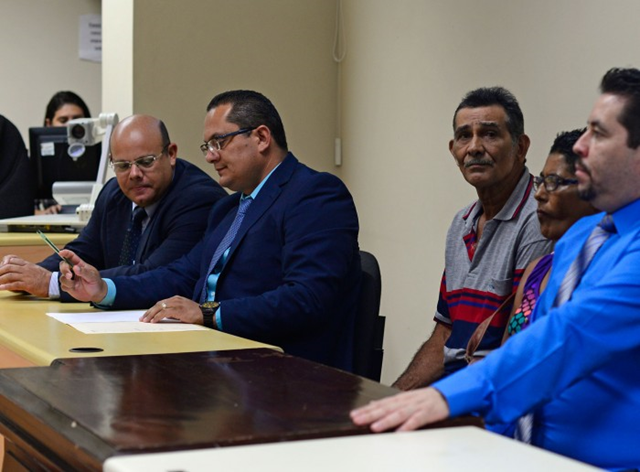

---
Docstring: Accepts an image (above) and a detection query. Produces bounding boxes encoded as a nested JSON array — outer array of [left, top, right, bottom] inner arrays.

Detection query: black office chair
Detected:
[[352, 250, 385, 381]]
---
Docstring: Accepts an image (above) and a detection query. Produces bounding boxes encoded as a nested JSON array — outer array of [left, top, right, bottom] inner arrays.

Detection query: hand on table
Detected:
[[350, 387, 450, 432], [0, 255, 52, 297], [34, 204, 63, 215], [140, 296, 204, 325]]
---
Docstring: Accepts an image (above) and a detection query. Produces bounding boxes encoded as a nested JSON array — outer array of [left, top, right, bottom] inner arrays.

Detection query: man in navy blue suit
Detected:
[[59, 91, 361, 370], [0, 115, 34, 219], [0, 115, 226, 301]]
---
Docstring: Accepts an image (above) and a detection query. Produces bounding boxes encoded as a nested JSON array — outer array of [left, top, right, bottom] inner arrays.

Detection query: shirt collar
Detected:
[[242, 162, 282, 201], [462, 167, 533, 223], [131, 201, 157, 219], [610, 197, 640, 235]]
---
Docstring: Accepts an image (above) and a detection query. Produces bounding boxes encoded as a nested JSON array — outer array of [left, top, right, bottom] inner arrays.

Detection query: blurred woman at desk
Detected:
[[37, 91, 92, 214], [44, 91, 91, 127]]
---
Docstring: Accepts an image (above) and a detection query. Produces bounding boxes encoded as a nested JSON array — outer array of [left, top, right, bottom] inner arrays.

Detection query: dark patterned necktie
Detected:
[[199, 197, 253, 303], [515, 213, 616, 444], [118, 206, 147, 266]]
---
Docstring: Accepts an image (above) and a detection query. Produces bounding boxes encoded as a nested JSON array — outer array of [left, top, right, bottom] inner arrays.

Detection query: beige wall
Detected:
[[340, 0, 640, 383], [0, 0, 102, 146], [102, 0, 133, 118], [6, 0, 640, 385], [104, 0, 339, 176]]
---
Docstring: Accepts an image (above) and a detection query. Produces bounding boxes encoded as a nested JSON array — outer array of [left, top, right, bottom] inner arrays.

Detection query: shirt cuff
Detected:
[[48, 272, 60, 299], [432, 362, 491, 418], [92, 278, 117, 309], [216, 305, 223, 331]]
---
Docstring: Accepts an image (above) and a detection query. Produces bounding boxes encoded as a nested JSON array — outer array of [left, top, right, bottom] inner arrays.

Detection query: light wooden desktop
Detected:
[[0, 293, 280, 470], [104, 426, 601, 472], [0, 291, 279, 369], [0, 232, 78, 264]]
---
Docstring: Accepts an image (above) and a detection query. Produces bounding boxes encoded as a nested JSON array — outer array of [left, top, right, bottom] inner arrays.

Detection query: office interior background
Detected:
[[1, 0, 638, 384]]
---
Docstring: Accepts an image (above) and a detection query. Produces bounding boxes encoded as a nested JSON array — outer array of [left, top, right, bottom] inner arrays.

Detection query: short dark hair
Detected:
[[600, 67, 640, 149], [453, 86, 524, 142], [207, 90, 288, 151], [158, 119, 170, 148], [549, 128, 586, 174], [44, 91, 91, 126]]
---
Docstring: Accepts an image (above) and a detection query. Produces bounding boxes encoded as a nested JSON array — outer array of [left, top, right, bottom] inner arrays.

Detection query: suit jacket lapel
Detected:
[[108, 197, 131, 267], [224, 154, 297, 267]]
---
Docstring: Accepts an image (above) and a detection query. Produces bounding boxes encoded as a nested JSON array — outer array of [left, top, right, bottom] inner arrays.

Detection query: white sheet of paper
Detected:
[[71, 322, 206, 334], [46, 311, 207, 334], [47, 310, 147, 323]]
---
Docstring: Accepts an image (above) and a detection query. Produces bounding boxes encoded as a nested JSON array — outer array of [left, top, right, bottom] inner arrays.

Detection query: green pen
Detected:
[[36, 230, 75, 276]]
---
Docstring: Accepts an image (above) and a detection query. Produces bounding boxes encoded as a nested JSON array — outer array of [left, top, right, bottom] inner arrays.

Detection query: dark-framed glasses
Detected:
[[200, 127, 255, 156], [533, 174, 578, 192], [110, 144, 169, 173]]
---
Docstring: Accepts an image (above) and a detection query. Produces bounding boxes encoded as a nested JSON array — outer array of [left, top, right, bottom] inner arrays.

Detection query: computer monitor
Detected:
[[28, 126, 102, 202]]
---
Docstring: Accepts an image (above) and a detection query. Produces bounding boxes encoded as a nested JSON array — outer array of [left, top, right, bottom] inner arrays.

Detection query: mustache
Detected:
[[576, 158, 591, 175], [464, 158, 494, 168]]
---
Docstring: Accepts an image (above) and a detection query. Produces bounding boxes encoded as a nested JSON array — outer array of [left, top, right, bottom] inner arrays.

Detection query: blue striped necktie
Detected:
[[515, 213, 616, 444], [199, 197, 253, 303], [554, 214, 616, 307]]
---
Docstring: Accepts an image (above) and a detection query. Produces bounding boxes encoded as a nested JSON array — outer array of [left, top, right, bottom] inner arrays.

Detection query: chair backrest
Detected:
[[352, 250, 385, 381]]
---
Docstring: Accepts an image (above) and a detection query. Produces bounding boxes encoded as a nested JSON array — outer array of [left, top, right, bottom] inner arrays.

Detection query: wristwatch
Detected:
[[199, 301, 220, 329]]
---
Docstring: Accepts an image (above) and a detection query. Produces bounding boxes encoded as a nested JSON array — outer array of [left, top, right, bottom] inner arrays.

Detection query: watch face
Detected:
[[201, 301, 219, 310]]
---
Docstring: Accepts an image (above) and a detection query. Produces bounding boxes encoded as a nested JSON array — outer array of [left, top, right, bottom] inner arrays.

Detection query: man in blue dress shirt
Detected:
[[352, 67, 640, 471]]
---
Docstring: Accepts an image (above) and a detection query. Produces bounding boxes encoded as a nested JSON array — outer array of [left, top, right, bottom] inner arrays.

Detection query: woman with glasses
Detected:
[[504, 128, 597, 339]]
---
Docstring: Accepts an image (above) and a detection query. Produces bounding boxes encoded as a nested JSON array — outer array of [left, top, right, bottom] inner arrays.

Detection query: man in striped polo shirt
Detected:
[[394, 87, 552, 390]]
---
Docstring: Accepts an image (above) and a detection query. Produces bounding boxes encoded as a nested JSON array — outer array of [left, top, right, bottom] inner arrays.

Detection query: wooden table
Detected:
[[104, 426, 600, 472], [0, 232, 78, 263], [0, 294, 280, 470], [0, 292, 277, 368], [0, 349, 439, 471]]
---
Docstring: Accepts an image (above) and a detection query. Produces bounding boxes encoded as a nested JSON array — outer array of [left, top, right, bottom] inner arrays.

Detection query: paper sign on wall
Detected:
[[79, 14, 102, 63]]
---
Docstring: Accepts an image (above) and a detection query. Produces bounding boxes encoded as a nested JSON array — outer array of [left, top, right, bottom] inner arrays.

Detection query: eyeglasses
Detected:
[[200, 128, 255, 156], [533, 174, 578, 192], [110, 144, 169, 173]]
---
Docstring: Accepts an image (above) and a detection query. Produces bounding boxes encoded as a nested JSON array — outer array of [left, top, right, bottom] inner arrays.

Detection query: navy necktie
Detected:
[[515, 214, 616, 444], [199, 197, 253, 303], [119, 206, 147, 266]]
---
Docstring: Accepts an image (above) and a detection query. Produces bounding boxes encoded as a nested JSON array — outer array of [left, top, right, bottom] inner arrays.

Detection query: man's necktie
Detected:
[[118, 206, 147, 266], [515, 213, 616, 443], [553, 213, 616, 307], [199, 197, 253, 303]]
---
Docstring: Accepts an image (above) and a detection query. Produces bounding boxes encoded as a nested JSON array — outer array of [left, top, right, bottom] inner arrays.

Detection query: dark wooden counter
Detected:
[[0, 349, 481, 471]]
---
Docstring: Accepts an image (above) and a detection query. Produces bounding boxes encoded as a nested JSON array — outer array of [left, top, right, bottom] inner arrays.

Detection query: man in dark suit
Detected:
[[58, 91, 361, 371], [0, 115, 226, 301], [0, 115, 34, 219]]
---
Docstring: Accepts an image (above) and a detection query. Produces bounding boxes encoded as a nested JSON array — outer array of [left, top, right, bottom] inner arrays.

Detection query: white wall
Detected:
[[102, 0, 133, 118], [101, 0, 339, 176], [0, 0, 101, 146], [340, 0, 640, 383]]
